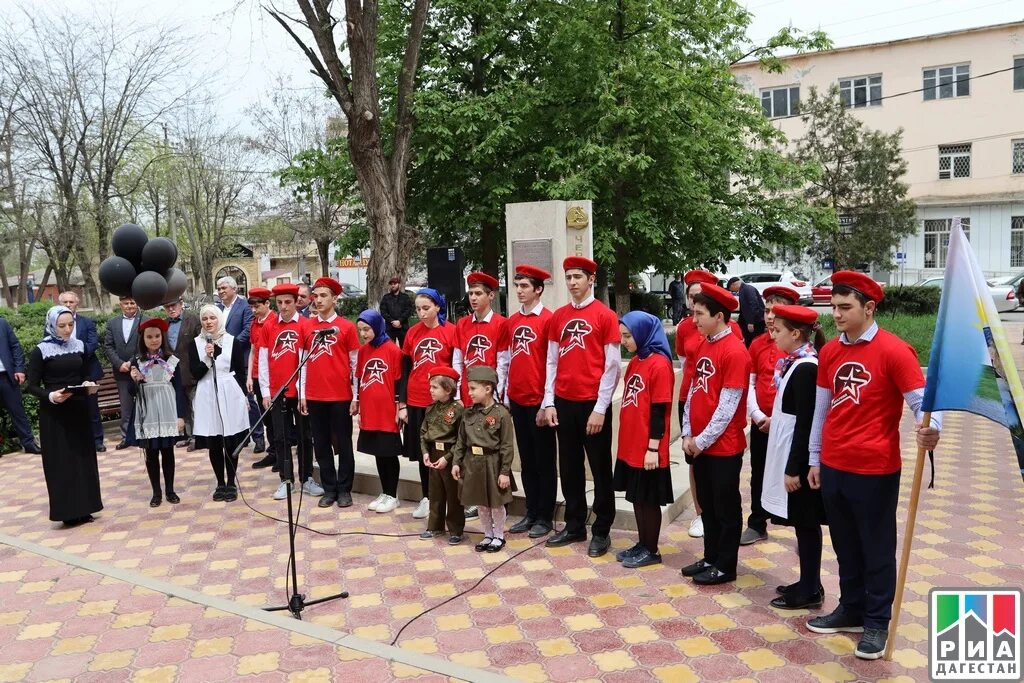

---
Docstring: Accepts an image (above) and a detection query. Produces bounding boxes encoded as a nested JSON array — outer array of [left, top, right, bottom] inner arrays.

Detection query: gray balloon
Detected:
[[131, 270, 168, 310], [163, 267, 188, 303]]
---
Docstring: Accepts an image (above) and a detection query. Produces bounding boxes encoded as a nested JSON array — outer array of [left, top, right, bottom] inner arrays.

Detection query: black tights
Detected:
[[145, 446, 175, 495], [634, 502, 662, 554], [795, 525, 823, 594], [376, 456, 400, 497], [418, 460, 430, 499], [208, 438, 239, 488]]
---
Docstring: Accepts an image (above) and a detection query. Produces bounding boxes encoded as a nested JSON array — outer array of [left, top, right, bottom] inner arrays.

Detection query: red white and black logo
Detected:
[[832, 362, 872, 408], [694, 357, 716, 393], [307, 331, 336, 362], [622, 373, 645, 408], [511, 325, 536, 358], [414, 338, 443, 369], [559, 318, 592, 356], [362, 358, 389, 388], [272, 329, 299, 360], [465, 334, 492, 365]]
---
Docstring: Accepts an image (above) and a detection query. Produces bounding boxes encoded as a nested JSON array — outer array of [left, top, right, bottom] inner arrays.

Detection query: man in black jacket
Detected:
[[728, 276, 765, 347], [379, 277, 413, 346], [0, 315, 41, 454], [59, 291, 105, 451]]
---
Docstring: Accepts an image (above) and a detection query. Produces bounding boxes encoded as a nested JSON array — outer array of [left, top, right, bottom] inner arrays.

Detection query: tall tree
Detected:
[[792, 86, 916, 271]]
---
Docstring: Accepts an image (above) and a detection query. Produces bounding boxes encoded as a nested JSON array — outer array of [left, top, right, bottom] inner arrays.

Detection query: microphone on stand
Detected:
[[313, 326, 339, 337]]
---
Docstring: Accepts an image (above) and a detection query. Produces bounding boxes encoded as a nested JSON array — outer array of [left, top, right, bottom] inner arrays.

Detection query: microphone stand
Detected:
[[230, 328, 348, 620]]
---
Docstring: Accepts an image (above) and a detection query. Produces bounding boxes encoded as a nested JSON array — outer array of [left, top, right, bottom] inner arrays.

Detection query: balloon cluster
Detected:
[[98, 224, 188, 310]]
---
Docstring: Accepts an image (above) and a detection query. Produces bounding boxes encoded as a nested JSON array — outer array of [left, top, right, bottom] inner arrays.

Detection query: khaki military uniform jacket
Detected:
[[451, 401, 517, 507], [420, 400, 463, 463]]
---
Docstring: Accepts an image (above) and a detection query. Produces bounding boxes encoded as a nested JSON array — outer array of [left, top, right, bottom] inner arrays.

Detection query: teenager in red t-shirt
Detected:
[[355, 310, 407, 514], [453, 272, 509, 401], [298, 277, 360, 508], [541, 256, 621, 558], [613, 311, 674, 569], [680, 283, 750, 585], [505, 264, 557, 538], [258, 284, 317, 500], [804, 272, 940, 660], [246, 288, 274, 467], [402, 288, 458, 518], [741, 285, 799, 547]]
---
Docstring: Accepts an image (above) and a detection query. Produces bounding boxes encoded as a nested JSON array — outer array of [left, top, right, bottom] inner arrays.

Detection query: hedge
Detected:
[[875, 286, 940, 316]]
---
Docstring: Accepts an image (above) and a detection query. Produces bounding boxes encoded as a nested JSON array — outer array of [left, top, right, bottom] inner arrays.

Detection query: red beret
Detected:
[[312, 277, 343, 296], [514, 264, 551, 282], [831, 270, 884, 303], [467, 271, 499, 291], [772, 304, 818, 326], [272, 283, 300, 297], [563, 256, 597, 274], [139, 318, 169, 334], [684, 269, 718, 286], [763, 286, 800, 304], [429, 366, 460, 381], [697, 283, 738, 313], [248, 287, 272, 300]]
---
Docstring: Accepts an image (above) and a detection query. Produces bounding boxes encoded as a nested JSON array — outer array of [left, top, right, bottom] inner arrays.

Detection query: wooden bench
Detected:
[[97, 368, 121, 419]]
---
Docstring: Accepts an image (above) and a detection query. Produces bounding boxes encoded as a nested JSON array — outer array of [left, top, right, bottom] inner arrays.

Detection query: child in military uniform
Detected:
[[451, 365, 517, 553], [419, 366, 466, 544]]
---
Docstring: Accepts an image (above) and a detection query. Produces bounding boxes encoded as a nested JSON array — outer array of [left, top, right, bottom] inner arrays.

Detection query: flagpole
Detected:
[[884, 410, 931, 661]]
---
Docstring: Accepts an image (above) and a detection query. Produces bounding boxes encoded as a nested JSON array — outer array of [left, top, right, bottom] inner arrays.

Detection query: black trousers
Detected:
[[747, 427, 769, 533], [693, 452, 743, 574], [741, 321, 766, 348], [821, 464, 901, 630], [115, 377, 134, 440], [251, 383, 273, 449], [387, 327, 407, 348], [510, 399, 557, 525], [307, 400, 354, 496], [247, 389, 264, 440], [554, 397, 614, 537], [271, 396, 312, 483], [87, 394, 104, 448], [0, 373, 35, 447]]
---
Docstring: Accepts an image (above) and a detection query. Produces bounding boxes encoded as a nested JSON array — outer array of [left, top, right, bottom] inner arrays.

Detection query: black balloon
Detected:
[[164, 267, 188, 302], [141, 237, 177, 273], [131, 270, 168, 310], [98, 256, 137, 297], [111, 224, 149, 268]]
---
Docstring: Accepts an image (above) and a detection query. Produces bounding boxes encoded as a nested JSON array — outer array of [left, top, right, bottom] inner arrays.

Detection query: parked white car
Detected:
[[914, 276, 1018, 313], [720, 271, 815, 306]]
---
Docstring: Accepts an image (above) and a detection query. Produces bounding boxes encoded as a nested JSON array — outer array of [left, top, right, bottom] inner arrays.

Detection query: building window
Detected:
[[1012, 217, 1024, 268], [1014, 139, 1024, 174], [760, 86, 800, 118], [923, 64, 970, 100], [1015, 57, 1024, 91], [839, 75, 882, 108], [938, 144, 971, 179], [924, 218, 970, 269]]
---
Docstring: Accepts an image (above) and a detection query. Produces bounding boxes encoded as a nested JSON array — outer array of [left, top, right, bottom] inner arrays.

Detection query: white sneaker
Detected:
[[273, 482, 289, 500], [688, 516, 704, 538], [302, 478, 324, 496], [376, 495, 399, 513], [368, 493, 387, 511], [412, 497, 430, 519]]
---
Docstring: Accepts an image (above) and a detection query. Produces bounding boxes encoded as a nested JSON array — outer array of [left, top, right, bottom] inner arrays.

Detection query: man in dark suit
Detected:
[[216, 276, 259, 446], [58, 291, 106, 452], [0, 315, 41, 454], [379, 276, 413, 347], [103, 296, 145, 449], [727, 276, 766, 347], [163, 297, 201, 446], [296, 283, 312, 318]]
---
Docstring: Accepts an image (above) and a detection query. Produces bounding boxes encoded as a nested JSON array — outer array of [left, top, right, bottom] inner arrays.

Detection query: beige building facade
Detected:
[[731, 21, 1024, 281]]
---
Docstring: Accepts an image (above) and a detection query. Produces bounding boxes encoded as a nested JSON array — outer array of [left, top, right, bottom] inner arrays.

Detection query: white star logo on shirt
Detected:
[[559, 318, 592, 356], [622, 374, 645, 408], [694, 357, 716, 393], [362, 358, 389, 388]]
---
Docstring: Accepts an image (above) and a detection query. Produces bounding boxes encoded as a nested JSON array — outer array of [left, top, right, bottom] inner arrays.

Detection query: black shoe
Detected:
[[509, 517, 535, 534], [616, 542, 644, 563], [318, 493, 338, 508], [223, 486, 237, 502], [806, 605, 864, 634], [23, 442, 42, 454], [680, 559, 712, 577], [739, 527, 768, 545], [770, 590, 824, 610], [623, 548, 662, 569], [420, 530, 444, 539], [337, 492, 353, 508], [693, 567, 736, 585], [271, 464, 280, 473], [777, 582, 824, 596], [212, 486, 227, 502], [149, 494, 162, 507], [486, 538, 506, 553], [448, 534, 463, 545], [95, 444, 107, 453], [587, 535, 611, 558], [528, 522, 552, 538], [253, 437, 266, 454], [165, 492, 180, 504], [475, 537, 494, 552], [465, 506, 479, 519], [115, 441, 129, 450], [855, 627, 888, 660], [545, 528, 586, 547], [252, 454, 275, 469]]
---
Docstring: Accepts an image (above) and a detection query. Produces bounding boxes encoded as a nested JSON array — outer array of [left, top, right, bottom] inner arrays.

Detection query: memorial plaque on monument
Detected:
[[510, 239, 554, 283]]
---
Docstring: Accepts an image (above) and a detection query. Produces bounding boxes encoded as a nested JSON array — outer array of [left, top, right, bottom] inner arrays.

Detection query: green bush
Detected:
[[875, 286, 940, 316], [820, 312, 936, 365], [628, 292, 671, 318], [336, 295, 369, 318]]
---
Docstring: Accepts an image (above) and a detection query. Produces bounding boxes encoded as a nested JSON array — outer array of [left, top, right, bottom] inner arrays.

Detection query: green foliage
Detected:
[[818, 312, 936, 365], [875, 286, 941, 316], [621, 292, 669, 318], [336, 296, 370, 318]]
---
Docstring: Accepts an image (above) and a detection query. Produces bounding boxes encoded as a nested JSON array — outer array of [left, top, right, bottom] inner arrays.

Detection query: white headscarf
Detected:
[[198, 304, 226, 343], [38, 306, 84, 359]]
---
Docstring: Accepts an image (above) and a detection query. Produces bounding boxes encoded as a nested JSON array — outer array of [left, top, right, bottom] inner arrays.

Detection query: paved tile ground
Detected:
[[2, 328, 1023, 682]]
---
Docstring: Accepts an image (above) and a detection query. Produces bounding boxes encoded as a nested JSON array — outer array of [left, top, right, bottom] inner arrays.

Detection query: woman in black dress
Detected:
[[24, 305, 103, 526]]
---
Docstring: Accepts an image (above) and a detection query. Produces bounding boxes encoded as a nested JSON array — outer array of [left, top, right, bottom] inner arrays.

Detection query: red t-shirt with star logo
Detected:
[[748, 332, 781, 416], [357, 340, 404, 433], [455, 312, 508, 399], [506, 306, 552, 406], [302, 316, 360, 402], [817, 328, 924, 474], [548, 299, 621, 402], [260, 315, 311, 397], [676, 317, 743, 403], [688, 332, 750, 456], [403, 321, 458, 408], [617, 353, 674, 468]]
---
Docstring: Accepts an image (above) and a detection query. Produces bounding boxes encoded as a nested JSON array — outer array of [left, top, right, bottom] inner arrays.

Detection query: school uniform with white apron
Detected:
[[192, 334, 249, 438]]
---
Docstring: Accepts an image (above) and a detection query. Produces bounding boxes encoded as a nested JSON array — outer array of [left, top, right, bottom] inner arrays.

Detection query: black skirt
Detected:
[[613, 460, 674, 506], [194, 431, 247, 452], [137, 435, 178, 450], [768, 473, 826, 528], [358, 430, 403, 458], [401, 406, 426, 461]]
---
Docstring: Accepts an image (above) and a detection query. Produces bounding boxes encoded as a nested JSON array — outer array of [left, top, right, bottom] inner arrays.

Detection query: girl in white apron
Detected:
[[189, 305, 250, 502], [761, 304, 827, 610]]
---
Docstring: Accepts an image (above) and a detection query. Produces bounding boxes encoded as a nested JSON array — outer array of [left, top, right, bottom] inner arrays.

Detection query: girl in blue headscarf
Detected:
[[354, 309, 408, 513], [612, 311, 675, 568]]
